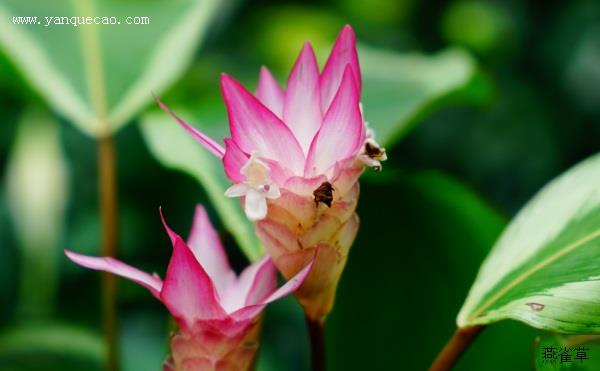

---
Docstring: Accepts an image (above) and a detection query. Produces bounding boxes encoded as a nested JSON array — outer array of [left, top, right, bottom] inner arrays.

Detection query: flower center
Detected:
[[242, 155, 271, 188]]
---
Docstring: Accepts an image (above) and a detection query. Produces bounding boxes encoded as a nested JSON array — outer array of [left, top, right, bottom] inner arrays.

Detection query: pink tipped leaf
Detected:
[[283, 43, 323, 153], [320, 25, 361, 111], [159, 209, 227, 326], [160, 234, 227, 328], [187, 205, 236, 296], [159, 207, 180, 246], [222, 138, 249, 183], [154, 96, 225, 158], [65, 250, 162, 299], [256, 66, 285, 118], [305, 65, 364, 176], [219, 256, 276, 313], [220, 74, 305, 175], [230, 258, 315, 321], [243, 257, 278, 306]]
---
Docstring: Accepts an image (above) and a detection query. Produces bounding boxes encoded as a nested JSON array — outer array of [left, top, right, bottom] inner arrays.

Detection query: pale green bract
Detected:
[[0, 0, 220, 137], [140, 111, 263, 261], [458, 153, 600, 333]]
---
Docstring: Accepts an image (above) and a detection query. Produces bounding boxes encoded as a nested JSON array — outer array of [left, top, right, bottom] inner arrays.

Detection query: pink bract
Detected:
[[66, 205, 313, 370]]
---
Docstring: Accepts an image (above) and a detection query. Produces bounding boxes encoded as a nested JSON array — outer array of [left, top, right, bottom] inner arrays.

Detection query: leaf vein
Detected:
[[470, 228, 600, 320]]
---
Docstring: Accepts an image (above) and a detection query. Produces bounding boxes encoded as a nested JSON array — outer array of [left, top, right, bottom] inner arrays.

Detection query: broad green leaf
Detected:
[[534, 334, 600, 370], [0, 0, 220, 137], [139, 110, 263, 261], [6, 109, 68, 319], [0, 323, 103, 371], [458, 153, 600, 333], [359, 45, 490, 146]]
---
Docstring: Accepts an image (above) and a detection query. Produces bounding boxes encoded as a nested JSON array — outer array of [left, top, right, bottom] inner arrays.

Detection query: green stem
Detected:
[[305, 316, 326, 371], [429, 326, 484, 371], [98, 135, 119, 371]]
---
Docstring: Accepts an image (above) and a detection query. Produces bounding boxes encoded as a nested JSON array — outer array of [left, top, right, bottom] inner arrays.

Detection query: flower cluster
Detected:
[[66, 206, 312, 370], [160, 25, 386, 322]]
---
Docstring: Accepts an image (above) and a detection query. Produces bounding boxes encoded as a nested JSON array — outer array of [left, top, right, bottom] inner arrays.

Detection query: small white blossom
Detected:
[[225, 152, 280, 221]]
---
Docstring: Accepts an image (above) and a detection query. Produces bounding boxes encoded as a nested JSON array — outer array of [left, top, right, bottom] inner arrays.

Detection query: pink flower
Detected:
[[65, 205, 313, 371], [158, 25, 386, 322]]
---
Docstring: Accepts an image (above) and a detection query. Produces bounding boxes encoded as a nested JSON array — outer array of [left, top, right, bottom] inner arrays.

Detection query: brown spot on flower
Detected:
[[365, 141, 386, 160], [526, 302, 545, 311], [313, 182, 334, 208]]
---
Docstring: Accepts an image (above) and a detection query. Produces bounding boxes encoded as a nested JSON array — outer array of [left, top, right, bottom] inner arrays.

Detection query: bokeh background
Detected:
[[0, 0, 599, 370]]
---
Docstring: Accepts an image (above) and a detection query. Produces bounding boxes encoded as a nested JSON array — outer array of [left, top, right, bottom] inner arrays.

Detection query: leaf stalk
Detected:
[[429, 325, 484, 371]]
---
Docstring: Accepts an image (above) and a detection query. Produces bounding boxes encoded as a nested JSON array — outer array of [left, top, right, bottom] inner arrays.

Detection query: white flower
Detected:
[[225, 152, 280, 221]]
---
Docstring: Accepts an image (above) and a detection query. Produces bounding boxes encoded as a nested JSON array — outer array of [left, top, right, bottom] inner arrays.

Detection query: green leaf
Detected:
[[458, 153, 600, 333], [0, 322, 103, 371], [534, 333, 600, 370], [359, 45, 490, 146], [139, 110, 263, 261], [0, 0, 220, 137]]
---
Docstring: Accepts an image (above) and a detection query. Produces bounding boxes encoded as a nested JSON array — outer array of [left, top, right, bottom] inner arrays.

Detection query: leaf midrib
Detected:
[[73, 0, 109, 134], [468, 228, 600, 321]]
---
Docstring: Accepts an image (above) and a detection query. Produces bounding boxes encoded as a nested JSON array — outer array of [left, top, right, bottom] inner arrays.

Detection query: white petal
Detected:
[[225, 183, 250, 198], [245, 189, 268, 221]]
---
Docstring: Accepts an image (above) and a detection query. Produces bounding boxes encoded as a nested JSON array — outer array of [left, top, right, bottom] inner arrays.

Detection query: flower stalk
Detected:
[[98, 135, 119, 371], [305, 316, 326, 371]]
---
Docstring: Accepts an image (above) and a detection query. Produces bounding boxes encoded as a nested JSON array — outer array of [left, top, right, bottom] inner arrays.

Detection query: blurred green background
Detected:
[[0, 0, 599, 370]]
